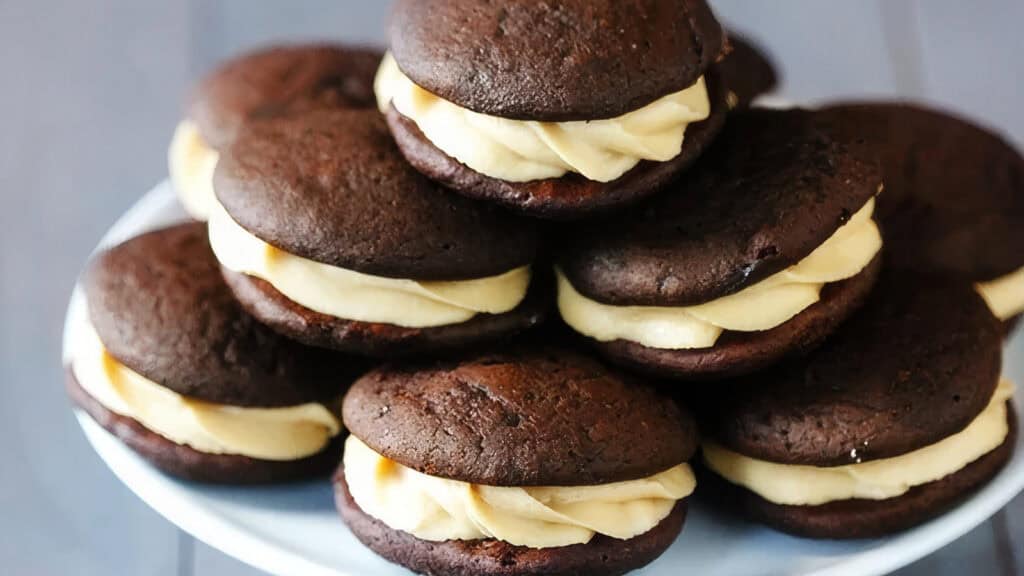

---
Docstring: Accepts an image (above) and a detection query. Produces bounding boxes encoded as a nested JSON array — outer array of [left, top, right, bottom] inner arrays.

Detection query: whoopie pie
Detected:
[[556, 108, 883, 379], [700, 270, 1015, 539], [819, 102, 1024, 333], [336, 347, 699, 576], [67, 223, 361, 483], [374, 0, 730, 218], [169, 43, 382, 221], [208, 108, 545, 358]]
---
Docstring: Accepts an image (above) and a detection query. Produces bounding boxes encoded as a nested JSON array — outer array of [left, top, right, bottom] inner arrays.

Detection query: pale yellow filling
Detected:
[[343, 436, 695, 549], [557, 198, 882, 350], [207, 198, 531, 329], [71, 319, 342, 461], [374, 53, 711, 183], [168, 120, 219, 221], [703, 379, 1015, 506], [976, 266, 1024, 321]]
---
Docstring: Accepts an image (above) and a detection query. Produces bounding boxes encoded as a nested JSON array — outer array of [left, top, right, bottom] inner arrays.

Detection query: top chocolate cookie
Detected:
[[389, 0, 725, 120], [189, 44, 382, 150], [343, 347, 697, 486], [214, 109, 540, 280], [818, 103, 1024, 282], [558, 108, 881, 305], [702, 270, 1004, 466], [82, 223, 359, 407]]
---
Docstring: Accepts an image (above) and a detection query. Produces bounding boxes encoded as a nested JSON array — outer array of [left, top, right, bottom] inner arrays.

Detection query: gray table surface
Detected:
[[1, 1, 1021, 575]]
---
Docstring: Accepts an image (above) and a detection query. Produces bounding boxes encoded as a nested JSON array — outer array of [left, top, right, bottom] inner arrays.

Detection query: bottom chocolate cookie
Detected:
[[593, 255, 881, 380], [703, 408, 1017, 539], [334, 473, 686, 576], [222, 268, 547, 358], [67, 370, 342, 484]]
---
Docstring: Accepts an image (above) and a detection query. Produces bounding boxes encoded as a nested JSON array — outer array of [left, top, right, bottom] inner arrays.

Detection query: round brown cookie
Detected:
[[221, 268, 547, 358], [215, 108, 539, 279], [334, 472, 687, 576], [703, 270, 1004, 466], [188, 43, 382, 150], [389, 0, 725, 121], [66, 370, 343, 484], [817, 102, 1024, 283], [343, 348, 697, 486], [385, 70, 728, 219], [702, 409, 1016, 539], [719, 32, 778, 108], [82, 223, 361, 407], [592, 254, 881, 380], [558, 108, 881, 306]]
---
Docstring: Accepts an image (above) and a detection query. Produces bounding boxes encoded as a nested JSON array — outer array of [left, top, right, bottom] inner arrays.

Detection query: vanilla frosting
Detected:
[[704, 379, 1015, 506], [168, 120, 220, 221], [208, 199, 531, 328], [71, 319, 341, 461], [558, 198, 882, 350], [374, 53, 711, 183], [976, 266, 1024, 321], [343, 436, 694, 548]]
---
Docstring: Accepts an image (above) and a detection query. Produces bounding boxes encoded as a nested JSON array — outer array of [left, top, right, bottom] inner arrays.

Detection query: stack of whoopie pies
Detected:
[[66, 1, 1023, 575]]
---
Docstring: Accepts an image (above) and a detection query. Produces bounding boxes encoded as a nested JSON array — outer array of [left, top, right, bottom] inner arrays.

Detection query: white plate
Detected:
[[66, 181, 1024, 576]]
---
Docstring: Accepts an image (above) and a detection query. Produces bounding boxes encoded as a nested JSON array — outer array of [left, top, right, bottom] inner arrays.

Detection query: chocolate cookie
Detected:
[[561, 109, 879, 305], [719, 32, 779, 108], [384, 73, 728, 219], [336, 347, 698, 575], [215, 109, 537, 279], [71, 223, 359, 483], [343, 348, 696, 486], [555, 108, 882, 378], [704, 271, 1003, 463], [211, 109, 544, 357], [818, 103, 1024, 328], [189, 43, 381, 150], [335, 473, 688, 576], [389, 0, 725, 121], [699, 271, 1012, 538], [82, 223, 357, 406]]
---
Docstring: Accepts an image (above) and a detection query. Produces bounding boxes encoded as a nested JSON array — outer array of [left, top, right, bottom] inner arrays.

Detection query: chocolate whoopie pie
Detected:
[[68, 223, 361, 483], [208, 108, 544, 358], [819, 103, 1024, 332], [374, 0, 730, 218], [335, 348, 699, 576], [168, 43, 382, 221], [719, 32, 779, 108], [556, 108, 883, 380], [699, 271, 1016, 539]]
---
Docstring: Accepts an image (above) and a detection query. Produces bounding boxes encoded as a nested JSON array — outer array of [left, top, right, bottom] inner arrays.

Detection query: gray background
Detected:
[[0, 1, 1021, 575]]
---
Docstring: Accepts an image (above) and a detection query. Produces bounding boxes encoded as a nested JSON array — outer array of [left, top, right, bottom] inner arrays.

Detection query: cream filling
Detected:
[[168, 120, 219, 221], [704, 379, 1015, 506], [70, 319, 342, 461], [374, 53, 711, 183], [558, 198, 882, 350], [976, 266, 1024, 321], [207, 198, 531, 329], [344, 436, 695, 549]]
